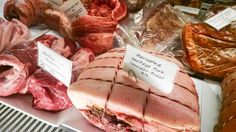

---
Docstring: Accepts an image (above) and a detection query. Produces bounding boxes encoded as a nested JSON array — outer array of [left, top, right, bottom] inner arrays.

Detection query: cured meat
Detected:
[[182, 23, 236, 79], [0, 17, 29, 53], [0, 34, 77, 96], [4, 0, 127, 54], [215, 72, 236, 132], [26, 48, 94, 111], [68, 48, 200, 131]]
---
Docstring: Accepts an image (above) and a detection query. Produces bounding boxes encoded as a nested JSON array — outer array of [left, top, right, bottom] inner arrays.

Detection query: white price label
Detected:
[[124, 45, 179, 94], [60, 0, 88, 22], [205, 8, 236, 30], [49, 0, 64, 6], [37, 42, 72, 87], [174, 5, 200, 15]]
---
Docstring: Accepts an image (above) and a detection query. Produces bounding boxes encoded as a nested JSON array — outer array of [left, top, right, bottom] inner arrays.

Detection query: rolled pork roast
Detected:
[[68, 48, 200, 131]]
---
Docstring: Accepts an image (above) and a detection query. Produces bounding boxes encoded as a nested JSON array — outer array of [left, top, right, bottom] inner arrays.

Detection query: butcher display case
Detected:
[[0, 0, 236, 131]]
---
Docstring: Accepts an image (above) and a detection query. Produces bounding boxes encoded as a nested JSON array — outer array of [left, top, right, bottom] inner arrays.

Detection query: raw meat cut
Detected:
[[182, 23, 236, 80], [0, 41, 38, 96], [0, 34, 77, 96], [70, 48, 95, 83], [215, 72, 236, 132], [0, 17, 29, 53], [4, 0, 127, 54], [68, 48, 200, 131], [26, 48, 95, 111], [26, 69, 73, 111]]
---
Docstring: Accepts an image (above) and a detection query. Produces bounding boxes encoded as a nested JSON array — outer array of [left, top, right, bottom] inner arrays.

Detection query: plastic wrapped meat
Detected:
[[215, 72, 236, 132], [124, 0, 191, 52], [68, 48, 200, 131], [182, 23, 236, 80]]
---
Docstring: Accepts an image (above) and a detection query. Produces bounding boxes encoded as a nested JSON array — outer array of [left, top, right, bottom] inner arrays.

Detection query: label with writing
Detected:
[[123, 45, 179, 94], [59, 0, 88, 22], [37, 42, 72, 87], [49, 0, 64, 6], [174, 5, 200, 15], [205, 8, 236, 30]]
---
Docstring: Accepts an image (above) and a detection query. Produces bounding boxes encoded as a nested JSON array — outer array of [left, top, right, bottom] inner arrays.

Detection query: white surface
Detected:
[[192, 78, 221, 132], [0, 95, 72, 127], [62, 108, 102, 132]]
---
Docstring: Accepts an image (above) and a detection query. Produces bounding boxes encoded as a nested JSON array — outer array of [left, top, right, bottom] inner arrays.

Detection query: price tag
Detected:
[[123, 45, 179, 94], [37, 42, 72, 87], [59, 0, 88, 22], [174, 5, 200, 15], [49, 0, 64, 6], [205, 8, 236, 30]]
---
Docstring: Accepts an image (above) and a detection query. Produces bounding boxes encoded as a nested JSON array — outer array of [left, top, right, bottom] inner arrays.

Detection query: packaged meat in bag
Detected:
[[182, 22, 236, 80], [68, 48, 200, 131], [120, 0, 192, 52], [215, 72, 236, 132]]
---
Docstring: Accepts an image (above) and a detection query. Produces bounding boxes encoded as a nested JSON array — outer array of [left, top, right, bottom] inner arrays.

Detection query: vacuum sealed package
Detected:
[[182, 4, 236, 80], [119, 0, 194, 54]]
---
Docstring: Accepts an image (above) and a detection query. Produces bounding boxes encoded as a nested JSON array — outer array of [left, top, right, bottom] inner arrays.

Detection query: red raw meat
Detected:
[[27, 48, 95, 111], [27, 69, 73, 111], [0, 41, 38, 96], [0, 17, 30, 53], [0, 34, 77, 96], [4, 0, 127, 54]]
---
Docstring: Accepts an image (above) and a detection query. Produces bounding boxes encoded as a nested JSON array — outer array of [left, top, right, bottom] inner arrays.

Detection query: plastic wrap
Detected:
[[118, 0, 194, 52], [167, 0, 201, 7]]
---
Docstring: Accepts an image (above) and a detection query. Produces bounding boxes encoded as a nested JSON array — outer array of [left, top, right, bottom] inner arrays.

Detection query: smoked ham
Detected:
[[68, 48, 200, 131], [182, 23, 236, 80]]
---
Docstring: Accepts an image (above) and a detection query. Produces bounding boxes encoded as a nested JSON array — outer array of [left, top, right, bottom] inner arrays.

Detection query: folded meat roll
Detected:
[[68, 48, 200, 131], [215, 72, 236, 132]]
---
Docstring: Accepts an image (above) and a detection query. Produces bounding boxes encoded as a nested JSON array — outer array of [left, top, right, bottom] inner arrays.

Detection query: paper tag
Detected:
[[174, 5, 200, 15], [205, 8, 236, 30], [59, 0, 88, 22], [37, 42, 72, 87], [48, 0, 64, 6], [124, 45, 179, 94]]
